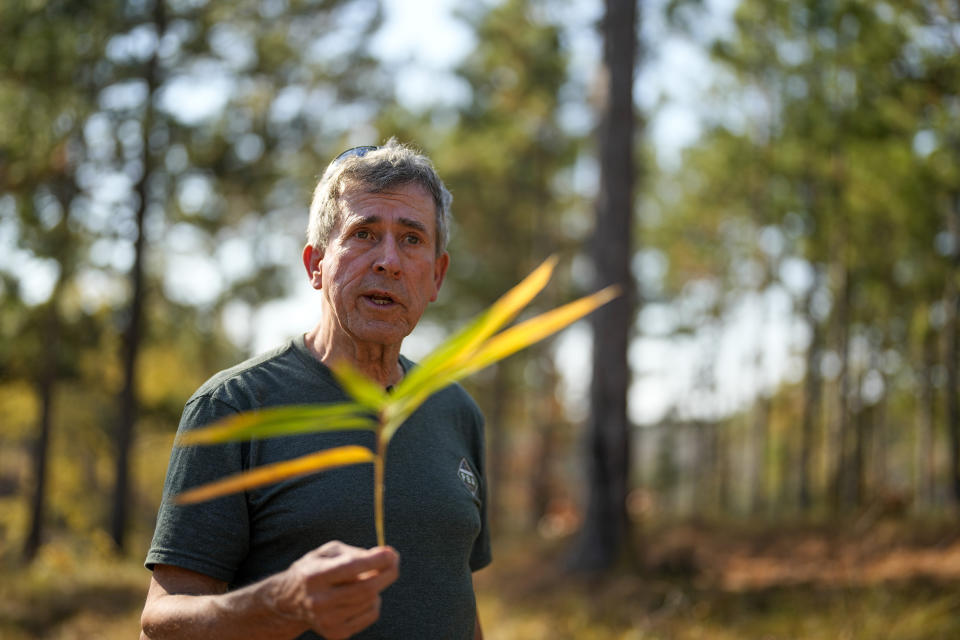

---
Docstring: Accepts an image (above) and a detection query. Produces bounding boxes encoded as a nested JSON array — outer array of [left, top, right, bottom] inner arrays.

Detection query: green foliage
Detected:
[[648, 0, 960, 511], [0, 0, 397, 556]]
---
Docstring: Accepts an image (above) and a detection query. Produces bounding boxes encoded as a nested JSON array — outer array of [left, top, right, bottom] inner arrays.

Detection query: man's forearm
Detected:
[[141, 574, 307, 640], [141, 543, 398, 640]]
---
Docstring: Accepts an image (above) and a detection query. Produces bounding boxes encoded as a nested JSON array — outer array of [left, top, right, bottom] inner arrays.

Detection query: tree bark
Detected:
[[946, 278, 960, 507], [916, 328, 938, 507], [24, 306, 58, 561], [530, 360, 561, 528], [110, 0, 166, 551], [831, 266, 853, 511], [946, 186, 960, 508], [24, 177, 76, 561], [750, 395, 770, 515], [568, 0, 638, 572], [798, 283, 823, 511]]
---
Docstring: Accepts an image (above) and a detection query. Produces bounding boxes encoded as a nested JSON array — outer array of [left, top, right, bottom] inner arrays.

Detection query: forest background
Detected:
[[3, 0, 960, 638]]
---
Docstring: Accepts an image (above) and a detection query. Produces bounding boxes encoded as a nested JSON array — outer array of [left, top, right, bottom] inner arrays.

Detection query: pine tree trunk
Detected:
[[946, 283, 960, 507], [530, 360, 560, 528], [568, 0, 637, 572], [831, 267, 853, 511], [110, 0, 165, 551], [25, 180, 74, 561], [798, 280, 823, 511], [945, 188, 960, 508], [24, 306, 58, 561], [916, 328, 937, 507], [750, 396, 770, 515]]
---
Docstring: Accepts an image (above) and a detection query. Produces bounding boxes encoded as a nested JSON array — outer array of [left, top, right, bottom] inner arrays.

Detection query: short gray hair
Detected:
[[307, 138, 452, 255]]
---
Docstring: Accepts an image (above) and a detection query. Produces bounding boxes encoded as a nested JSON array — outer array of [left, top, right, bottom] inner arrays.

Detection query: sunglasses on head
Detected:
[[332, 145, 379, 164]]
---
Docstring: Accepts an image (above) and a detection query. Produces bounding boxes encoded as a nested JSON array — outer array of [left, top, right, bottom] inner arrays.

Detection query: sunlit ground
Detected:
[[3, 518, 960, 639]]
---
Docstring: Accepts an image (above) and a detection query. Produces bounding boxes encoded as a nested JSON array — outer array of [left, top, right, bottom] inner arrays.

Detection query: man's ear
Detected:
[[430, 251, 450, 302], [302, 244, 324, 290]]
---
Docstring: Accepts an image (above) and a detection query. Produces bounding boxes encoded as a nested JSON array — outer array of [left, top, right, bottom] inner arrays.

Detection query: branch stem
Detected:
[[374, 428, 386, 547]]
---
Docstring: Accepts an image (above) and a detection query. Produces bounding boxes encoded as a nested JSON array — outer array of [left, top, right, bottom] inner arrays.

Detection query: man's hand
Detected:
[[141, 541, 399, 640], [270, 541, 400, 640]]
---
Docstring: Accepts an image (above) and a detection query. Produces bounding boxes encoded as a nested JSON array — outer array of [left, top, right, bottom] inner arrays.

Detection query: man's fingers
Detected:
[[326, 565, 399, 608], [310, 544, 399, 586]]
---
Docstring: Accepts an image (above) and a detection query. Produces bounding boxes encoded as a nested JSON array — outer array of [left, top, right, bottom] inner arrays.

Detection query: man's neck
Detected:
[[304, 324, 404, 389]]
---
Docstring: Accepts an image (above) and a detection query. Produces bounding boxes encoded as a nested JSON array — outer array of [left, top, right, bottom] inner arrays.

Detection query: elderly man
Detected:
[[140, 140, 490, 640]]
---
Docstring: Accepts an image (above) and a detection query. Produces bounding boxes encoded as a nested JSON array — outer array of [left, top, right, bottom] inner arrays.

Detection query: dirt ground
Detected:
[[3, 516, 960, 639]]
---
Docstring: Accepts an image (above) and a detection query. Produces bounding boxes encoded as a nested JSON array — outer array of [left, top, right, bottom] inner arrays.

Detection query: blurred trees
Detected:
[[435, 0, 581, 531], [569, 0, 639, 572], [646, 0, 960, 517], [377, 0, 583, 531], [1, 0, 387, 558], [2, 0, 960, 574]]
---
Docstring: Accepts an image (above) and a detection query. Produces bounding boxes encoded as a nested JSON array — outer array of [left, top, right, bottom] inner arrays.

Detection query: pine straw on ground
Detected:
[[476, 517, 960, 640], [3, 518, 960, 639]]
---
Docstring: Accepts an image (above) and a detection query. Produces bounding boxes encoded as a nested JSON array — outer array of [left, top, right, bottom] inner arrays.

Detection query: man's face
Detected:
[[304, 181, 449, 349]]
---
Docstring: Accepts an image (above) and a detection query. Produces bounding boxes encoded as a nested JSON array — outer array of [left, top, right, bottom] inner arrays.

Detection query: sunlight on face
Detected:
[[314, 182, 449, 349]]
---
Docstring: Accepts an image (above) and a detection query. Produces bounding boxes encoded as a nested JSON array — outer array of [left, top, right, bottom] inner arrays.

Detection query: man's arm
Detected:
[[140, 541, 399, 640]]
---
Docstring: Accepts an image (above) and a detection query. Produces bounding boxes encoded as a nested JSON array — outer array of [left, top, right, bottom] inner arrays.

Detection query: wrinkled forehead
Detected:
[[337, 180, 437, 231], [338, 179, 432, 211], [338, 178, 438, 220], [335, 175, 437, 208]]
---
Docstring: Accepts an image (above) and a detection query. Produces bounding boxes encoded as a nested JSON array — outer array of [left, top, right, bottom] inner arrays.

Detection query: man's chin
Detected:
[[349, 323, 412, 348]]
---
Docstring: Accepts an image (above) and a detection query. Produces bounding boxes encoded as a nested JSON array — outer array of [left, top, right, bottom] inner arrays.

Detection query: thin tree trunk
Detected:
[[946, 281, 960, 507], [750, 395, 770, 515], [870, 356, 888, 504], [916, 328, 938, 507], [851, 373, 867, 507], [693, 421, 711, 516], [568, 0, 638, 572], [530, 360, 561, 528], [25, 179, 75, 561], [831, 266, 853, 511], [798, 277, 823, 511], [24, 306, 58, 561], [110, 0, 165, 551], [946, 186, 960, 508]]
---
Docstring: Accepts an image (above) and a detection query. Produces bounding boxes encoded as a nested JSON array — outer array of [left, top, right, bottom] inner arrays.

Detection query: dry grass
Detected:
[[3, 519, 960, 639], [476, 518, 960, 640], [0, 541, 147, 639]]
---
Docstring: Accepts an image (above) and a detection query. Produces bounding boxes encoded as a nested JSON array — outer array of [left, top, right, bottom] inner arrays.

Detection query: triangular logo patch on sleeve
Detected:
[[458, 458, 479, 498]]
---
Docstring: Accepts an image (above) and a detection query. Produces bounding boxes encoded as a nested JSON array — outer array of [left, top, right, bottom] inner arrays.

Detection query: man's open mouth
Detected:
[[365, 293, 397, 306]]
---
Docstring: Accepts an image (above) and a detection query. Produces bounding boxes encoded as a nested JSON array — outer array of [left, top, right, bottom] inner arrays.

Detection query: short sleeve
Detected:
[[145, 396, 251, 584]]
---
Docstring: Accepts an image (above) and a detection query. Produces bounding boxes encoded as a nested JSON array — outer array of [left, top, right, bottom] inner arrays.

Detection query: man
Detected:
[[140, 140, 490, 640]]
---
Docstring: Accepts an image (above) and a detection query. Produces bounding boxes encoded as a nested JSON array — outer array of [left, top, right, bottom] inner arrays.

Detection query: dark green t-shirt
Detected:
[[145, 334, 491, 640]]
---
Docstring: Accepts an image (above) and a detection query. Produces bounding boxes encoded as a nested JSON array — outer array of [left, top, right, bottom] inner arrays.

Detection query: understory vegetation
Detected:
[[3, 518, 959, 639]]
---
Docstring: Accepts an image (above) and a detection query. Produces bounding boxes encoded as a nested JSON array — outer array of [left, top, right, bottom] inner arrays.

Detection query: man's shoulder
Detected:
[[193, 342, 293, 393], [186, 337, 321, 410]]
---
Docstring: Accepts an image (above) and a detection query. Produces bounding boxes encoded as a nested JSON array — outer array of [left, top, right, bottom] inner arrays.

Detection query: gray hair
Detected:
[[307, 138, 452, 256]]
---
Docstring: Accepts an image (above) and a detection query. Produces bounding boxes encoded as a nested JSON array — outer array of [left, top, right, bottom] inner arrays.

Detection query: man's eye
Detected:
[[404, 234, 421, 245], [355, 230, 371, 239]]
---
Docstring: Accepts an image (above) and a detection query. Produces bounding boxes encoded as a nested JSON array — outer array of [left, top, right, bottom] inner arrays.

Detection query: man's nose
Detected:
[[372, 236, 402, 277]]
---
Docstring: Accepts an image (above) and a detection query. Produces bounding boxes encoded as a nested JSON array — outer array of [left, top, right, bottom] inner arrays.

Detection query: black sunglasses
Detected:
[[332, 145, 379, 164]]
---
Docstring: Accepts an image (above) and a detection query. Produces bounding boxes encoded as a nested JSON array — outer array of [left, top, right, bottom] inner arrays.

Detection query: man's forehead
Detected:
[[339, 182, 436, 223]]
